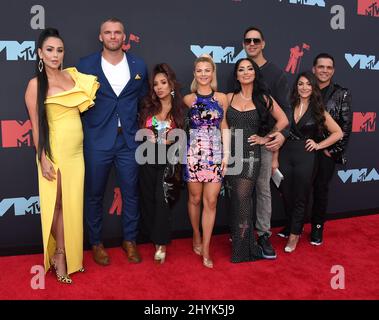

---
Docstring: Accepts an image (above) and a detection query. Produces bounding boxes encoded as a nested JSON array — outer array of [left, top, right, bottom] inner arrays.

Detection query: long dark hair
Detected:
[[36, 27, 64, 160], [290, 71, 326, 135], [139, 63, 186, 129], [232, 57, 272, 133]]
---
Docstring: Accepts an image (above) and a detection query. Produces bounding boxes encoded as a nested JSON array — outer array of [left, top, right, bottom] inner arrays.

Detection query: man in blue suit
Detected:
[[77, 17, 148, 265]]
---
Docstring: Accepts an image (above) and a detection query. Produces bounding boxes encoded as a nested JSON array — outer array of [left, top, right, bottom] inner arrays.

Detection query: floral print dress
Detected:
[[184, 92, 224, 183]]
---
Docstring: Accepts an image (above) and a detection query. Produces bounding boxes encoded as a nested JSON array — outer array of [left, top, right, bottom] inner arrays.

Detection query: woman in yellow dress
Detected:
[[25, 28, 99, 284]]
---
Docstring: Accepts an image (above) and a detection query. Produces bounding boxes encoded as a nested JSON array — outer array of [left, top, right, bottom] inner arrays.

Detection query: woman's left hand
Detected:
[[305, 139, 319, 152], [221, 155, 229, 177]]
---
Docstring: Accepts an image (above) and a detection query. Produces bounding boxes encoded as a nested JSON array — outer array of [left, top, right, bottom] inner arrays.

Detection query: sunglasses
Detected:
[[244, 38, 262, 45]]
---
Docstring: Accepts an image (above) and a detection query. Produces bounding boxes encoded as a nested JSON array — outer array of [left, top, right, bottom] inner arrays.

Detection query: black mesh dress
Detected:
[[226, 101, 263, 263]]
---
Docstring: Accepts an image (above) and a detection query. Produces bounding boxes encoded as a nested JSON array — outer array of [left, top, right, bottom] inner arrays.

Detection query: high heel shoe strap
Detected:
[[154, 246, 166, 260], [203, 257, 213, 268], [55, 247, 65, 255], [193, 244, 202, 256]]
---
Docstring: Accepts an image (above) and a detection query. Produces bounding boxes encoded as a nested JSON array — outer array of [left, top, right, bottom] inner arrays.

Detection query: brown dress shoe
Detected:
[[122, 241, 142, 263], [92, 243, 110, 266]]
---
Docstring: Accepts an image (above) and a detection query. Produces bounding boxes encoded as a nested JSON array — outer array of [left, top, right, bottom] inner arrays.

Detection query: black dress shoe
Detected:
[[310, 224, 324, 246], [277, 226, 290, 238], [278, 226, 304, 239]]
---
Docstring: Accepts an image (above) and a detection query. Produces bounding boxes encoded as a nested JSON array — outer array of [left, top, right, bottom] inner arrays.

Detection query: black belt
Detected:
[[117, 127, 122, 134]]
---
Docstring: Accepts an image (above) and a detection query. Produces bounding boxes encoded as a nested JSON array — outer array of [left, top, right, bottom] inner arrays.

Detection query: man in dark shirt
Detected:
[[310, 53, 352, 245], [243, 26, 291, 259]]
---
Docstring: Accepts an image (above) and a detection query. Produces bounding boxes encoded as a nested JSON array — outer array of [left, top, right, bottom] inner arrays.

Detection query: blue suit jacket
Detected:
[[77, 51, 148, 150]]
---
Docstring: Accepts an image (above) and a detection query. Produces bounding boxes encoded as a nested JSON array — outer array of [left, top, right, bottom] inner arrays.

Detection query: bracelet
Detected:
[[315, 143, 319, 150]]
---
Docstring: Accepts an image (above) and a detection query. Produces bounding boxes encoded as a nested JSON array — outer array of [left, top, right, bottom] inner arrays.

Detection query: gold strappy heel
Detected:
[[50, 248, 72, 284], [192, 242, 202, 256], [203, 257, 214, 269]]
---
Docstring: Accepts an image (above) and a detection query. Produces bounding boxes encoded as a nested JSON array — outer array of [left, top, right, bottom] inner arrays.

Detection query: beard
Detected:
[[102, 41, 123, 52]]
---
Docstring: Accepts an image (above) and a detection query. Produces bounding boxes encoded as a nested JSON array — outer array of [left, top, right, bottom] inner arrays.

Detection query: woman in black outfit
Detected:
[[279, 71, 343, 253], [226, 58, 288, 262], [138, 63, 186, 263]]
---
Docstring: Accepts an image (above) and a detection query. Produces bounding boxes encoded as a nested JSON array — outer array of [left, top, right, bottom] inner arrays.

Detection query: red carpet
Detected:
[[1, 214, 378, 300]]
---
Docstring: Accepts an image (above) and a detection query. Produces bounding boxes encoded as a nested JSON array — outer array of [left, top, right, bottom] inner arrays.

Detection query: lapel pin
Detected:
[[135, 74, 141, 80]]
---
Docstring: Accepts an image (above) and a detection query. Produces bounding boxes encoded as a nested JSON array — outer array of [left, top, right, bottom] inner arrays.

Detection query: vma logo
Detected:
[[357, 0, 379, 17], [191, 45, 246, 64], [1, 120, 33, 148], [285, 43, 311, 74], [0, 196, 40, 217], [0, 41, 36, 61], [345, 53, 379, 70], [287, 0, 326, 7], [352, 112, 376, 132], [338, 168, 379, 183]]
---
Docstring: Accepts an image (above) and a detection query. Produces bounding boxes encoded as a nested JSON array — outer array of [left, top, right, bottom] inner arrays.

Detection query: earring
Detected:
[[170, 90, 175, 98], [60, 61, 63, 71], [38, 59, 44, 73]]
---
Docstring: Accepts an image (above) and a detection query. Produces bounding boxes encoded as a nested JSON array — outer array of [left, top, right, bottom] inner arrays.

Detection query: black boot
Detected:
[[257, 233, 277, 259], [310, 224, 324, 246]]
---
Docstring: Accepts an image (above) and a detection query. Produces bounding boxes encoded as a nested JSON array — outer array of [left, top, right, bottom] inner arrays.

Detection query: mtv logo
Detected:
[[0, 41, 36, 61], [288, 0, 326, 6], [345, 53, 379, 70], [190, 45, 246, 64], [357, 0, 379, 17], [352, 112, 376, 132], [0, 196, 40, 217], [1, 120, 33, 148], [338, 168, 379, 183]]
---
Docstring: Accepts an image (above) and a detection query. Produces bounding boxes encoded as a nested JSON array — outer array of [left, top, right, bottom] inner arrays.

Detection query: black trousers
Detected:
[[139, 163, 172, 245], [311, 151, 336, 225], [279, 140, 316, 235]]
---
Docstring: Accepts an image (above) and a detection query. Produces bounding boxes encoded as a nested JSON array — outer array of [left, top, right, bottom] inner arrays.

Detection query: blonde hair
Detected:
[[190, 54, 217, 93]]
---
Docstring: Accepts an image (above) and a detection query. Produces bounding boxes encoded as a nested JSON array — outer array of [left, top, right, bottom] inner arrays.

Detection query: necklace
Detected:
[[239, 92, 252, 101], [296, 103, 306, 122]]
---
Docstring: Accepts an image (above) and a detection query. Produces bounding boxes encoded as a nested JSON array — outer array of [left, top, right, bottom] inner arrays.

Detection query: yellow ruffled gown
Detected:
[[37, 67, 99, 275]]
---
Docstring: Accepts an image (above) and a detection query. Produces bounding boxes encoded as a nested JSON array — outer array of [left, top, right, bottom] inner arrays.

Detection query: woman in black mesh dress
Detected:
[[226, 58, 288, 263]]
